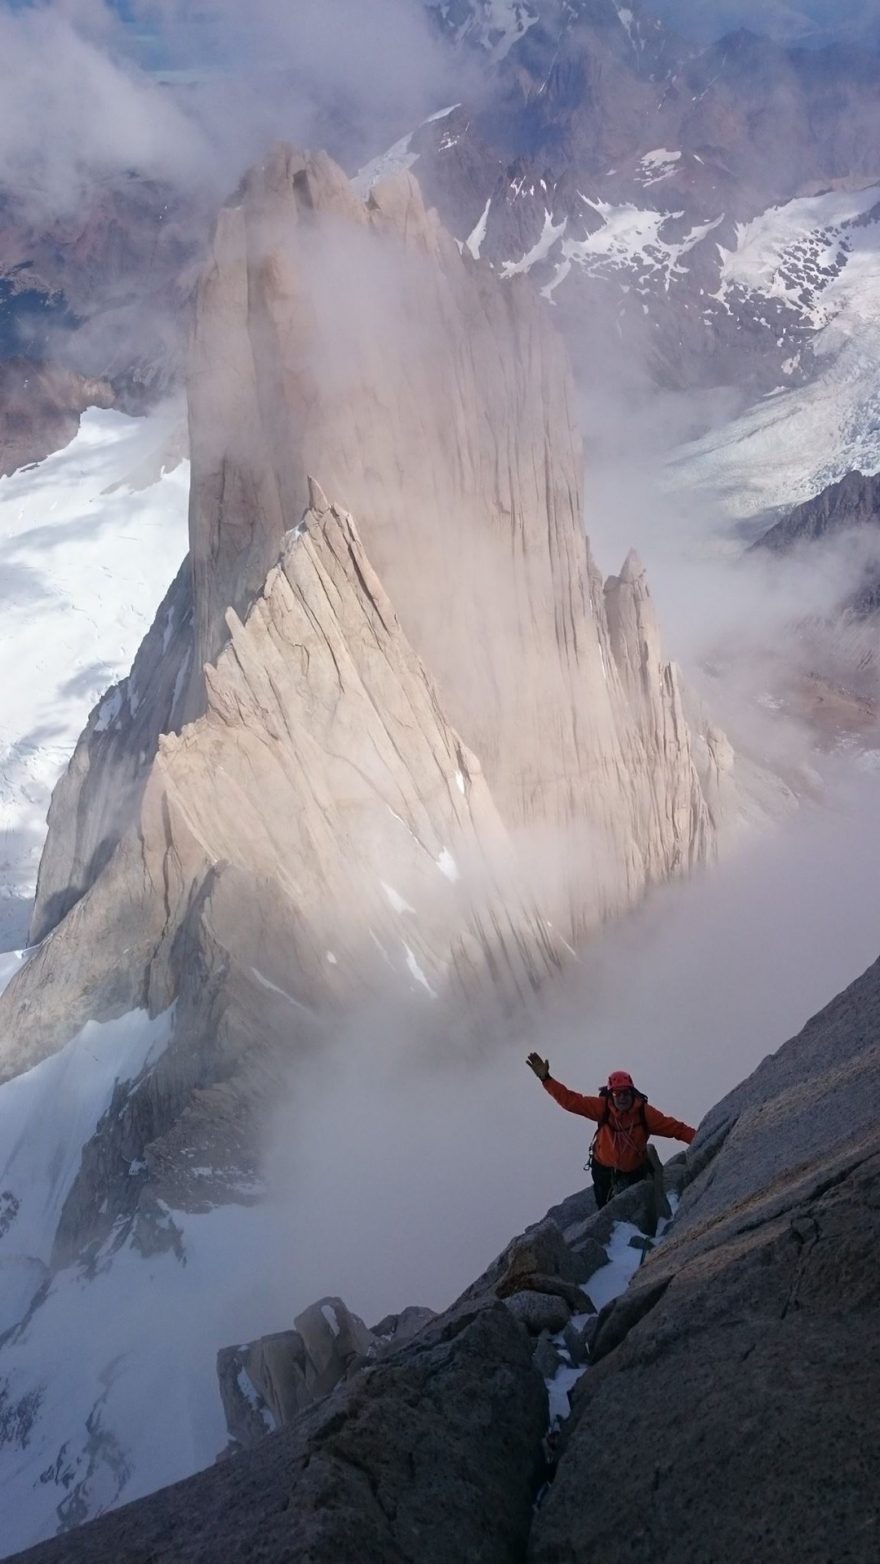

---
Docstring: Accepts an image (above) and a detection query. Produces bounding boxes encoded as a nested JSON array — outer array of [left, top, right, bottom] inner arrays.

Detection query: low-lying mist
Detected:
[[247, 761, 880, 1331], [580, 366, 880, 773], [0, 0, 471, 224]]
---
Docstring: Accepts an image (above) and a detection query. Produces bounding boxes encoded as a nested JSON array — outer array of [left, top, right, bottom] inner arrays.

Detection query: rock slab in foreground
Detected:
[[529, 954, 880, 1564], [13, 1302, 547, 1564], [530, 1138, 880, 1564]]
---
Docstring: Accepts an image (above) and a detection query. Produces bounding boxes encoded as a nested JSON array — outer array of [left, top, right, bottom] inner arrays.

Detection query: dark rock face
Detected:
[[0, 179, 207, 424], [755, 469, 880, 629], [532, 1139, 880, 1563], [13, 1302, 548, 1564], [0, 360, 114, 476], [528, 954, 880, 1564], [756, 469, 880, 553]]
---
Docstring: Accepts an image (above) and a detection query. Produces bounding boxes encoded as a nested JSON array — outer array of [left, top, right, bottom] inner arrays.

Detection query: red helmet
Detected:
[[607, 1070, 634, 1091]]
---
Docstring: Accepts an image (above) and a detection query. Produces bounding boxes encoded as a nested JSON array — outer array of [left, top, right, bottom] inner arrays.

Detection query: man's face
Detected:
[[612, 1089, 634, 1111]]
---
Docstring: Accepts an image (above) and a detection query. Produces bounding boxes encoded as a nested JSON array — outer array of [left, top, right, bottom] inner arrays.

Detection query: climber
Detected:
[[526, 1056, 695, 1209]]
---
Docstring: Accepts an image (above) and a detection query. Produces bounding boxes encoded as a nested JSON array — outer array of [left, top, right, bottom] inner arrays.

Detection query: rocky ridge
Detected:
[[12, 949, 880, 1563], [757, 468, 880, 551]]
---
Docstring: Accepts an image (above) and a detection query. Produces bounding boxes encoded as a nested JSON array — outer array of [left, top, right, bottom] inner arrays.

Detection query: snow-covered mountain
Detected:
[[669, 184, 880, 517], [389, 1, 880, 422]]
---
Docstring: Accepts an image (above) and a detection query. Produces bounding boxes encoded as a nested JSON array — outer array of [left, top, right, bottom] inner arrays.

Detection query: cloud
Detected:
[[249, 762, 880, 1331], [0, 1, 468, 224], [0, 2, 214, 217], [648, 0, 880, 46]]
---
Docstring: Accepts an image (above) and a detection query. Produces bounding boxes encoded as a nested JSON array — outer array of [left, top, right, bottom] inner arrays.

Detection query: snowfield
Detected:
[[673, 185, 880, 515], [0, 408, 189, 943], [0, 999, 282, 1558], [540, 200, 723, 299], [717, 183, 880, 329]]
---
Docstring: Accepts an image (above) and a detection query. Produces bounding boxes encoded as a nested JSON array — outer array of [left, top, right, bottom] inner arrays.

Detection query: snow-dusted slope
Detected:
[[717, 183, 880, 330], [352, 104, 459, 196], [538, 200, 724, 300], [0, 409, 188, 943], [672, 186, 880, 516], [428, 0, 539, 60], [0, 1002, 270, 1556]]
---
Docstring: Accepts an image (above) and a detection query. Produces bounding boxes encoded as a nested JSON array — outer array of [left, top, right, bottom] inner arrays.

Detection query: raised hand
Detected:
[[526, 1052, 550, 1082]]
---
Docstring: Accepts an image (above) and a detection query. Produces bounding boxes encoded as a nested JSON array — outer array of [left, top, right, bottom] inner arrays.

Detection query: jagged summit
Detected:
[[32, 144, 723, 954], [614, 548, 646, 584]]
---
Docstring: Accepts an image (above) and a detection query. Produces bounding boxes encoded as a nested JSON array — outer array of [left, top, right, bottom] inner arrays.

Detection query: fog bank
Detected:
[[254, 765, 880, 1329]]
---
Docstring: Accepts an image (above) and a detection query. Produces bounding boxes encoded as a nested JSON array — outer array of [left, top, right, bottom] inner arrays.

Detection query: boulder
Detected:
[[370, 1305, 436, 1349], [532, 1329, 565, 1379], [217, 1329, 306, 1449], [504, 1290, 572, 1334], [293, 1296, 374, 1397]]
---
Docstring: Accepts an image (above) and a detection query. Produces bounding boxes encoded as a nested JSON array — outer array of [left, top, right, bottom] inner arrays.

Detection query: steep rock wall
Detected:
[[30, 148, 716, 950], [2, 495, 561, 1086]]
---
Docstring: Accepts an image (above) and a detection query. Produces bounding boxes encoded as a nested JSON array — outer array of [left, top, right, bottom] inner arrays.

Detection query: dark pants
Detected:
[[592, 1159, 650, 1210]]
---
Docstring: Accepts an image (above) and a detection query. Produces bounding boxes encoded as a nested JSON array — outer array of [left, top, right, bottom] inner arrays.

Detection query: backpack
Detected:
[[586, 1085, 649, 1171]]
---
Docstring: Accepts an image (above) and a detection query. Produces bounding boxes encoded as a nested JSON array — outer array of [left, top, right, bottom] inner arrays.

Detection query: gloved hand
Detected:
[[526, 1052, 550, 1082]]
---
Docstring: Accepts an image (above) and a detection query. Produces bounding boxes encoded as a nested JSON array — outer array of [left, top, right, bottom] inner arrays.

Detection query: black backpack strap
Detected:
[[586, 1087, 611, 1170]]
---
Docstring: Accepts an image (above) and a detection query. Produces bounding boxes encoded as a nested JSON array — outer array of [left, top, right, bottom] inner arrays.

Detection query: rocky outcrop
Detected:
[[0, 360, 114, 477], [218, 1296, 375, 1451], [604, 550, 711, 872], [14, 1301, 548, 1564], [755, 469, 880, 553]]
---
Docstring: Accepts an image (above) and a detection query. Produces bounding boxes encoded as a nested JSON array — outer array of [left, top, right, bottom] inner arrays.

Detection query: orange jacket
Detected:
[[543, 1077, 695, 1172]]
